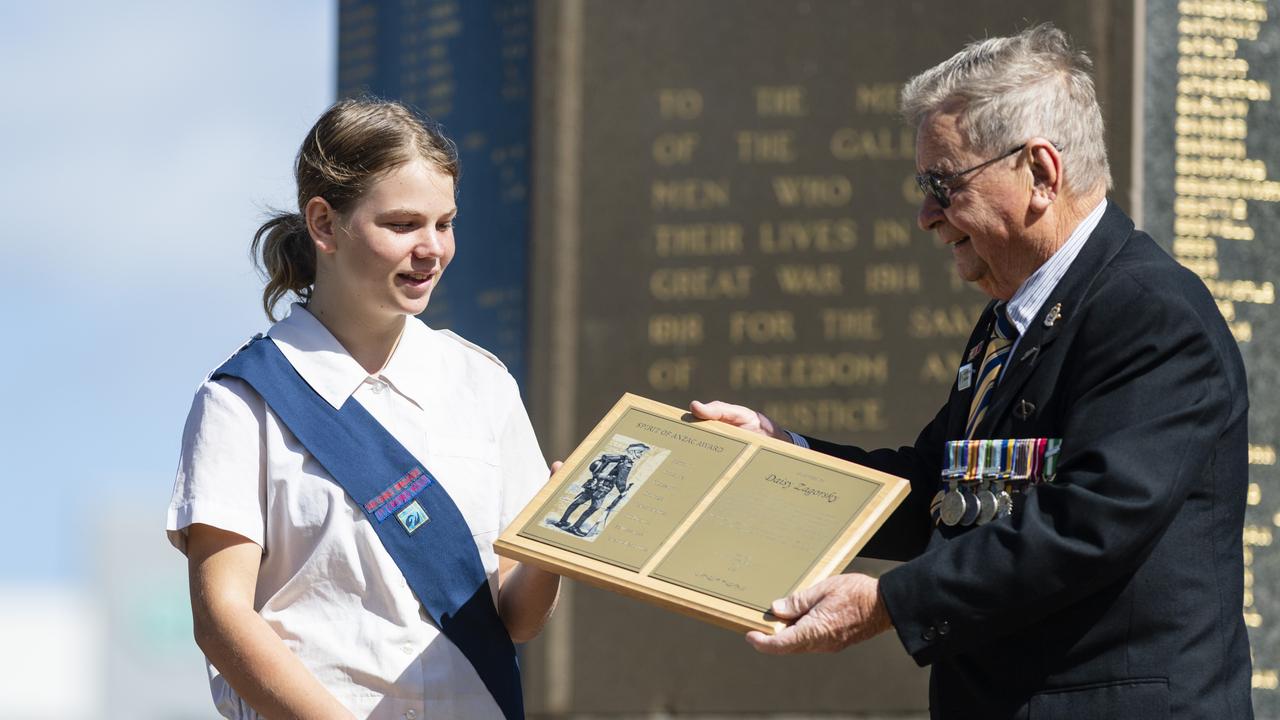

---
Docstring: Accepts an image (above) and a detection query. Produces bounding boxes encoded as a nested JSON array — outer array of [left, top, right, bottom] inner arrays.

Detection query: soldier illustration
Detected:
[[553, 442, 649, 537]]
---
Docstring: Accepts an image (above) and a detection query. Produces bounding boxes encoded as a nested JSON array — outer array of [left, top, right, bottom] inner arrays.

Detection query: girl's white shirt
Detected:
[[167, 303, 547, 720]]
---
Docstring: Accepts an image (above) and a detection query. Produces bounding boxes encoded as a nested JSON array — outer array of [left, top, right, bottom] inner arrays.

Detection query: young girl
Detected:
[[167, 98, 559, 720]]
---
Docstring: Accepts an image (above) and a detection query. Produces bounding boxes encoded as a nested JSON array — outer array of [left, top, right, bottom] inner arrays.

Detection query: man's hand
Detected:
[[689, 400, 791, 442], [746, 574, 893, 654]]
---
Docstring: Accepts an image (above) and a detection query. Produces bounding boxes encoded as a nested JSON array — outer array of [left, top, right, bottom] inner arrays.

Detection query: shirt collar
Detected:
[[379, 315, 436, 409], [1006, 198, 1108, 335], [267, 304, 434, 410]]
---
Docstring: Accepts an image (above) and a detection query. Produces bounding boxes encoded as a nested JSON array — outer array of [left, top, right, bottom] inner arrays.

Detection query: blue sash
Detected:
[[214, 336, 523, 720]]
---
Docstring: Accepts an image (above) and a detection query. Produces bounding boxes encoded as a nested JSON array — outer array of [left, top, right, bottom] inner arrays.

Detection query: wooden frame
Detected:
[[495, 394, 910, 633]]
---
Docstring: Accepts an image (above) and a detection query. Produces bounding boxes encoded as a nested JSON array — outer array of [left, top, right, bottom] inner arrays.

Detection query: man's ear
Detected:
[[1026, 138, 1062, 214], [305, 196, 339, 254]]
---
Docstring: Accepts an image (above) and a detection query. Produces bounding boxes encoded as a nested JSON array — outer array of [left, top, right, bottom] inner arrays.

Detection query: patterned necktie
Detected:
[[965, 302, 1019, 438]]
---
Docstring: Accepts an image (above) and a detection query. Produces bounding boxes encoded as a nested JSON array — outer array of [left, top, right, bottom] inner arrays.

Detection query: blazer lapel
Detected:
[[977, 202, 1136, 436]]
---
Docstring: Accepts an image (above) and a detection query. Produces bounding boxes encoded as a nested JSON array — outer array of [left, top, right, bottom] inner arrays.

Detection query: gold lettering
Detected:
[[755, 85, 808, 116], [1254, 669, 1279, 690], [658, 88, 703, 119], [1177, 1, 1268, 23], [866, 263, 922, 294], [1248, 444, 1277, 465], [907, 304, 986, 338], [822, 308, 881, 340], [652, 132, 700, 165], [1176, 115, 1249, 138], [649, 266, 753, 300], [654, 223, 744, 257], [772, 175, 853, 207], [1173, 237, 1219, 257], [830, 127, 914, 160], [758, 219, 858, 253], [729, 353, 888, 389], [1229, 320, 1253, 342], [873, 218, 913, 249], [761, 398, 887, 433], [736, 130, 797, 162], [729, 311, 797, 344], [648, 357, 695, 390], [1203, 278, 1275, 304], [1177, 16, 1261, 40], [776, 264, 844, 295], [652, 178, 731, 210], [920, 351, 964, 384], [648, 314, 704, 346], [854, 83, 900, 114]]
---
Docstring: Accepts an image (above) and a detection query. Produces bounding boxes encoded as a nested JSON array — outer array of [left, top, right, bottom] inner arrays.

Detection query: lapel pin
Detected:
[[1015, 399, 1036, 420], [1043, 303, 1063, 328]]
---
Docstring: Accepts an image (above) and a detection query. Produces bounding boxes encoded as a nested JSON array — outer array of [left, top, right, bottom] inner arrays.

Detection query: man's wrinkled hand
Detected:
[[746, 574, 892, 654], [689, 400, 790, 442]]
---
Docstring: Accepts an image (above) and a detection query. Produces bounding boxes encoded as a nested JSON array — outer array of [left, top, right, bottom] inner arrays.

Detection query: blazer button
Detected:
[[937, 620, 951, 636], [922, 626, 938, 642]]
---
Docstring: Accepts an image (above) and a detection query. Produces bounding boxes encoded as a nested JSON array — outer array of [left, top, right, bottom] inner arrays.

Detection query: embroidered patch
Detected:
[[365, 467, 425, 513], [374, 471, 435, 523], [396, 501, 430, 534]]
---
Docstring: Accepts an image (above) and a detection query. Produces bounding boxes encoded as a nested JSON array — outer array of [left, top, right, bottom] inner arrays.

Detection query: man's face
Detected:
[[915, 110, 1031, 299], [627, 447, 645, 460]]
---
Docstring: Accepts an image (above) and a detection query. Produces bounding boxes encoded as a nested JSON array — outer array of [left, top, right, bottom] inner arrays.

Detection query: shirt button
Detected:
[[370, 380, 386, 394], [937, 620, 951, 636], [402, 643, 415, 655], [922, 626, 938, 642]]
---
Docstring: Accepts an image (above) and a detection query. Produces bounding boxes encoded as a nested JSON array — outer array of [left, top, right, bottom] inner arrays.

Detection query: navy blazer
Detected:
[[805, 204, 1253, 719]]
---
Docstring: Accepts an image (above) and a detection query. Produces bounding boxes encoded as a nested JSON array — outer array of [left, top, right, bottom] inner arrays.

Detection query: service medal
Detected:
[[940, 484, 968, 526], [975, 485, 998, 525], [959, 486, 981, 525], [995, 489, 1014, 518]]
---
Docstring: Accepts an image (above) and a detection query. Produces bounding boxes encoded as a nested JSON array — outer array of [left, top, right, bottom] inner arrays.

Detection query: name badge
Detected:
[[957, 363, 974, 391]]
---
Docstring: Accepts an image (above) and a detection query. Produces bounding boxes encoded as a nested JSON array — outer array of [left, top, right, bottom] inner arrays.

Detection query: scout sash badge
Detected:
[[214, 336, 524, 720], [931, 438, 1062, 527]]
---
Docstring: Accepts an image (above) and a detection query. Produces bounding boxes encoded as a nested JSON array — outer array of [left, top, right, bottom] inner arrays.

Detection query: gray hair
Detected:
[[901, 23, 1112, 194]]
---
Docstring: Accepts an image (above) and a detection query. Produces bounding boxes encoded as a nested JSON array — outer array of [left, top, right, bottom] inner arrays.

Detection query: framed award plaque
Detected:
[[494, 394, 910, 633]]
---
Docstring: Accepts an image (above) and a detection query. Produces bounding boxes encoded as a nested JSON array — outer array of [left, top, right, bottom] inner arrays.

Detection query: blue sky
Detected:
[[0, 2, 336, 583]]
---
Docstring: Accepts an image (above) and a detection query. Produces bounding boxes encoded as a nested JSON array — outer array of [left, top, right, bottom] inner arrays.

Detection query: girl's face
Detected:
[[320, 158, 457, 321]]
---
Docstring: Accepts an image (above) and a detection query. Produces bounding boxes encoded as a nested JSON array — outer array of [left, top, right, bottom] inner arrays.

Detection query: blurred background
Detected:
[[1, 1, 1276, 718]]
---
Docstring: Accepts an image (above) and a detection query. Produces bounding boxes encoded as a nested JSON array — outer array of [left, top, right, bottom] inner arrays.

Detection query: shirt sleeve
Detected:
[[165, 377, 268, 554], [494, 373, 549, 533]]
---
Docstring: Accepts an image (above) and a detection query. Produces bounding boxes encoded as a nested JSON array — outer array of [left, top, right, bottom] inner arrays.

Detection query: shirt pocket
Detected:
[[429, 435, 503, 537]]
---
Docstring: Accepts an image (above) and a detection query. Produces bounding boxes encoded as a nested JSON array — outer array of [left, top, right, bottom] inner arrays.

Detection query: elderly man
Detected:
[[693, 24, 1252, 719]]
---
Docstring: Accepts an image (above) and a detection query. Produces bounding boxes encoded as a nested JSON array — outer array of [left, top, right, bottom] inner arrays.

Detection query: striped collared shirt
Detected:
[[1005, 198, 1108, 339]]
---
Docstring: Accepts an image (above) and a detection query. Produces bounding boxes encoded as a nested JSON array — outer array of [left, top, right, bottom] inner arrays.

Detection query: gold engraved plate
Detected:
[[651, 448, 880, 610]]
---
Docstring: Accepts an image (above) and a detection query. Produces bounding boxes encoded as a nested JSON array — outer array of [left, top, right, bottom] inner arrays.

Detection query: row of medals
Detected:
[[931, 438, 1062, 527]]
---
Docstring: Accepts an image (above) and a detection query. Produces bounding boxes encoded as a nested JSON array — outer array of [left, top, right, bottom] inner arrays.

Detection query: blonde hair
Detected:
[[251, 98, 459, 320]]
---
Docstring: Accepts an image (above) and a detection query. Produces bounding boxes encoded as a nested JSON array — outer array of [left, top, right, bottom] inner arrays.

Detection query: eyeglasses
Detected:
[[915, 144, 1027, 209]]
